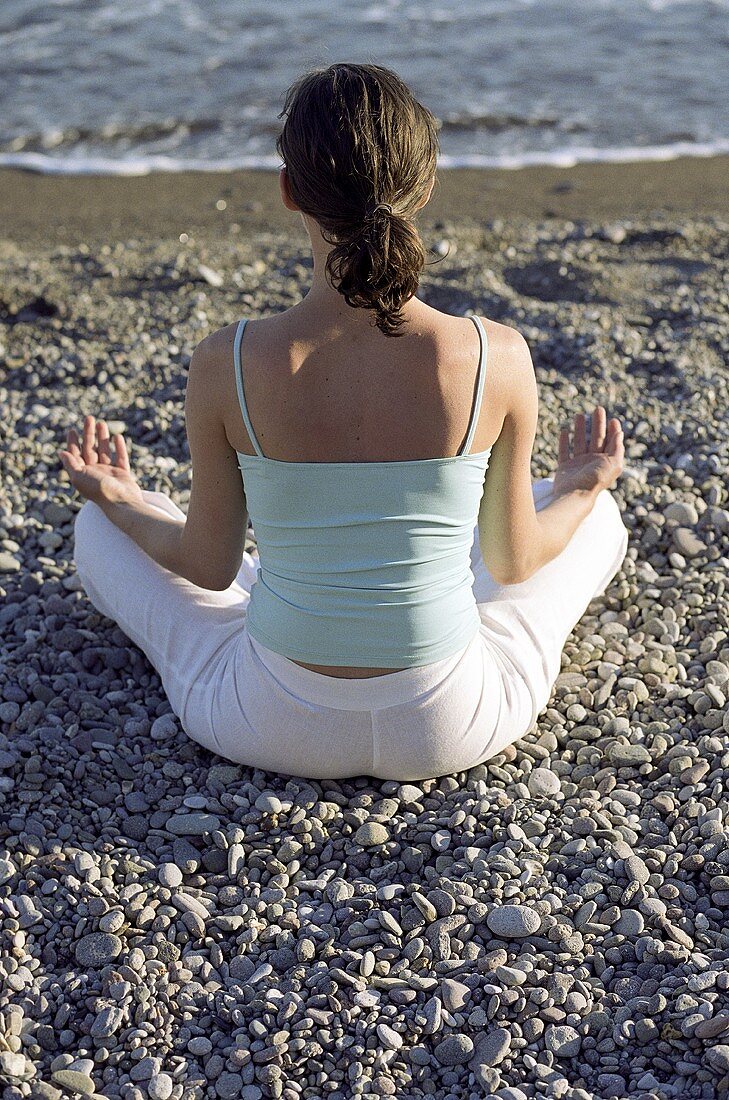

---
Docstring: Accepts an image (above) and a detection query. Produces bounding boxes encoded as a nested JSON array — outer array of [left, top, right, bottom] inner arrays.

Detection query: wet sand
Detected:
[[2, 154, 728, 246]]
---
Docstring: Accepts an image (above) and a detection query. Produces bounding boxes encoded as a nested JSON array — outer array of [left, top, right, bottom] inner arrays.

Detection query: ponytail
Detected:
[[276, 63, 439, 337], [324, 204, 427, 336]]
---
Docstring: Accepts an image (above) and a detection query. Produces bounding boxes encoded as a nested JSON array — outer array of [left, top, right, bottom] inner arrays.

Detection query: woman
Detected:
[[59, 63, 628, 782]]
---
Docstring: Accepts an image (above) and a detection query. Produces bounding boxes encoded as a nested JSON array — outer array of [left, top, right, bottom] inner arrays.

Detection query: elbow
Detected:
[[481, 548, 536, 587], [205, 574, 238, 592], [186, 568, 233, 592], [500, 555, 541, 585], [491, 565, 531, 586], [191, 557, 251, 591]]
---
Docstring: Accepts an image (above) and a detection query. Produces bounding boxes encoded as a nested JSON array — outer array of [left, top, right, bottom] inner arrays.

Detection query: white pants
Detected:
[[73, 477, 629, 781]]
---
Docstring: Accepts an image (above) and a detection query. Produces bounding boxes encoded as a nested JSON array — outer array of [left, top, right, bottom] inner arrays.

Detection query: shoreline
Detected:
[[2, 153, 728, 247]]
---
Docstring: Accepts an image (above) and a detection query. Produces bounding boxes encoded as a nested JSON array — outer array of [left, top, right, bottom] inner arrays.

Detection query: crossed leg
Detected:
[[73, 490, 260, 735], [468, 477, 630, 754]]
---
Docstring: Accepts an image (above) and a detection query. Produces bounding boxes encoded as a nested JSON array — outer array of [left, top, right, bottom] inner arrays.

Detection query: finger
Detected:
[[66, 428, 83, 458], [573, 412, 587, 456], [96, 419, 113, 465], [82, 415, 97, 465], [58, 449, 84, 470], [558, 426, 570, 465], [589, 405, 607, 452], [605, 418, 622, 455], [612, 424, 625, 475], [114, 433, 131, 472]]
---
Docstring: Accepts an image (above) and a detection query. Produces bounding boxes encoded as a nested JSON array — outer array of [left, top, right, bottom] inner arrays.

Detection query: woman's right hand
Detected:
[[552, 405, 624, 499]]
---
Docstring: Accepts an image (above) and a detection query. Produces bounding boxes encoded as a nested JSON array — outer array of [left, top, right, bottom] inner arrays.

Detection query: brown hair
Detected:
[[275, 63, 439, 337]]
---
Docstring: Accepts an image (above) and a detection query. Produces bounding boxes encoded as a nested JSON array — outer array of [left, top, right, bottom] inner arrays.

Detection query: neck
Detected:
[[297, 213, 424, 329]]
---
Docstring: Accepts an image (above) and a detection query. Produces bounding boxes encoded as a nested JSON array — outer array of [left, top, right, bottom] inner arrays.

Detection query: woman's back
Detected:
[[220, 302, 505, 465], [213, 302, 510, 677]]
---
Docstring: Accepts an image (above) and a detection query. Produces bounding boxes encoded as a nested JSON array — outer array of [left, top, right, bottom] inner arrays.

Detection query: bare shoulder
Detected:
[[477, 316, 531, 356], [197, 312, 291, 364], [476, 317, 534, 392], [189, 317, 260, 386], [193, 320, 240, 365], [184, 324, 241, 428]]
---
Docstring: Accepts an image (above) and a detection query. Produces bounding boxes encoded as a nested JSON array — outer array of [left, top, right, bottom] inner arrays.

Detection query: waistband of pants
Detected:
[[248, 631, 481, 711]]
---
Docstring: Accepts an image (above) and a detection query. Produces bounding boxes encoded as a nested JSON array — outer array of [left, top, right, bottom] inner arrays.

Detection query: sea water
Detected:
[[1, 0, 727, 175]]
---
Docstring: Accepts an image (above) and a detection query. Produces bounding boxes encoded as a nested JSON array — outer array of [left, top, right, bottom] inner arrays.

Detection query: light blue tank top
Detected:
[[234, 315, 492, 668]]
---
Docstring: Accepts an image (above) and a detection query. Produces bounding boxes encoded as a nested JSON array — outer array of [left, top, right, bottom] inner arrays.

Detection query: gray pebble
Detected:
[[50, 1071, 96, 1096], [434, 1034, 474, 1066], [158, 862, 183, 888], [428, 888, 455, 917], [608, 743, 651, 767], [527, 767, 560, 797], [706, 1046, 729, 1073], [598, 1073, 629, 1097], [398, 784, 423, 804], [172, 838, 201, 873], [187, 1037, 213, 1056], [166, 812, 221, 835], [412, 892, 438, 922], [29, 1083, 62, 1100], [495, 964, 527, 986], [625, 854, 650, 885], [673, 526, 705, 557], [545, 1025, 581, 1057], [75, 932, 122, 968], [613, 909, 644, 936], [255, 792, 282, 814], [0, 701, 21, 723], [376, 1023, 403, 1051], [440, 978, 471, 1012], [90, 1006, 124, 1038], [215, 1072, 243, 1099], [664, 500, 699, 525], [130, 1057, 159, 1082], [0, 1051, 27, 1077], [354, 822, 389, 846], [473, 1027, 511, 1066], [0, 551, 21, 573], [99, 910, 124, 933], [150, 714, 178, 740], [0, 858, 16, 885], [147, 1075, 173, 1100], [485, 905, 541, 939]]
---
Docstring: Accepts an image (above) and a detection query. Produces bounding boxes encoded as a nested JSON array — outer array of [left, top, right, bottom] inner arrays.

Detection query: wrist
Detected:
[[552, 484, 600, 503], [98, 479, 139, 509]]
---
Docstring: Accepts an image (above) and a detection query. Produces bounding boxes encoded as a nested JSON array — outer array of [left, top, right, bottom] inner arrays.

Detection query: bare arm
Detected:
[[71, 339, 250, 591], [477, 328, 623, 585], [60, 414, 195, 580], [180, 336, 250, 590]]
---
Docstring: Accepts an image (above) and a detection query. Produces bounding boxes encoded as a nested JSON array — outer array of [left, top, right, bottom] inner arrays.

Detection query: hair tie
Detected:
[[365, 202, 393, 219]]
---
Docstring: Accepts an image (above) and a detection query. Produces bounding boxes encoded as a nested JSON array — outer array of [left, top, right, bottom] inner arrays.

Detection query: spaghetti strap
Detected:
[[459, 315, 489, 456], [233, 318, 265, 458]]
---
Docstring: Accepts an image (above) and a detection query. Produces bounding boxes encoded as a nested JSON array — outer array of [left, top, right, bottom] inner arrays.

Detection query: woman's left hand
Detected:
[[58, 414, 144, 506]]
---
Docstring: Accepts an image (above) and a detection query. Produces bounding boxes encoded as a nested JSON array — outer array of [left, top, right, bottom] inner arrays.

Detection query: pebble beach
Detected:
[[1, 159, 728, 1100]]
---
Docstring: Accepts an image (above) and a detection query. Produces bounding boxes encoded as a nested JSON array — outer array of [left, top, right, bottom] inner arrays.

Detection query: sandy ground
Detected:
[[2, 154, 729, 247]]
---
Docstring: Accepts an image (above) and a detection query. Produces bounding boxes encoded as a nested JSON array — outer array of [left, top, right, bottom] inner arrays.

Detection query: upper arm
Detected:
[[477, 326, 541, 585], [181, 337, 250, 591]]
